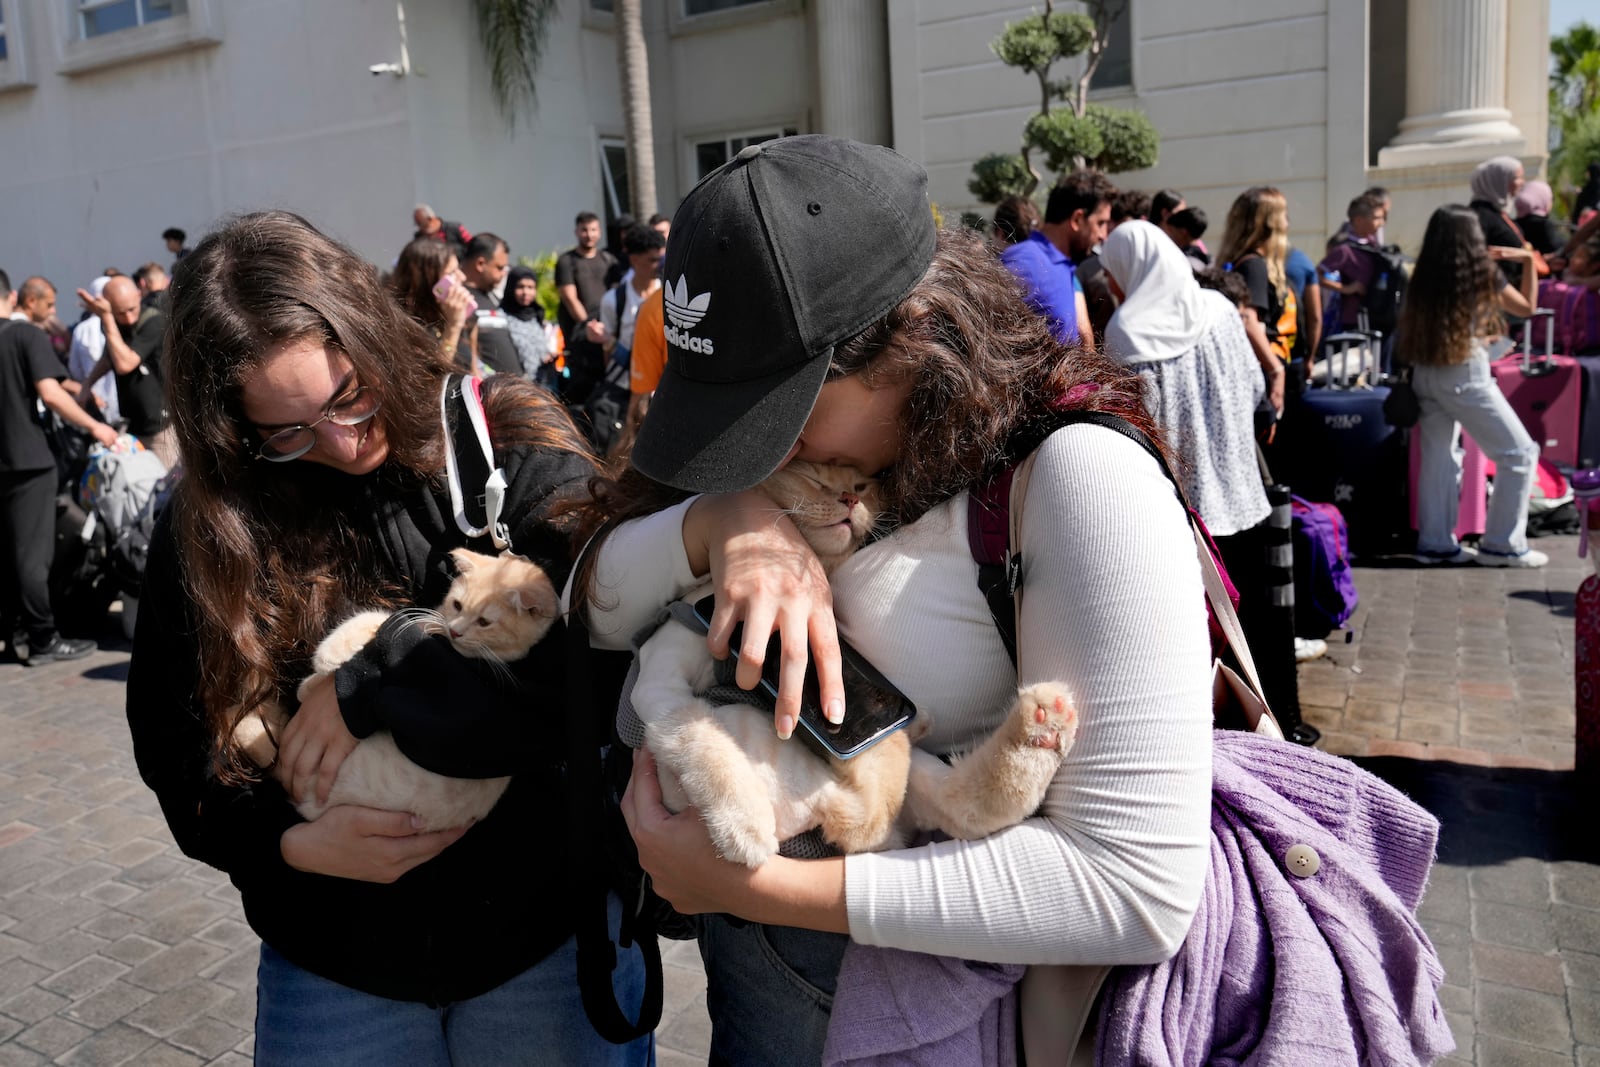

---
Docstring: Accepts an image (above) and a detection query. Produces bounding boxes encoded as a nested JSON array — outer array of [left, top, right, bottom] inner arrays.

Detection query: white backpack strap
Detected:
[[439, 375, 512, 552]]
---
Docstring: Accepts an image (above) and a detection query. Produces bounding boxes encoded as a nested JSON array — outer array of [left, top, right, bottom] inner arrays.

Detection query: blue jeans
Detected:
[[255, 896, 654, 1066], [698, 915, 849, 1067], [1411, 352, 1539, 556]]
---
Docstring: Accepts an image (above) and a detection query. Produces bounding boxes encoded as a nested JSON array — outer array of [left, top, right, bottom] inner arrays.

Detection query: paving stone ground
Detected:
[[0, 536, 1595, 1064]]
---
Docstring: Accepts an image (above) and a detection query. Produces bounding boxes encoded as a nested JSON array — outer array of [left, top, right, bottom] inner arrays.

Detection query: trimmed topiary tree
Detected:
[[967, 0, 1159, 204]]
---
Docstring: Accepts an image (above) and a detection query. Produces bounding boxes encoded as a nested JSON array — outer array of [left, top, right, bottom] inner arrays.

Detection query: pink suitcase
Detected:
[[1407, 429, 1488, 539], [1492, 309, 1581, 468]]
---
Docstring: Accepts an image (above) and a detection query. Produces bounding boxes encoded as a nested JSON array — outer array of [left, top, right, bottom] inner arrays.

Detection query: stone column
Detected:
[[813, 0, 891, 146], [1378, 0, 1525, 166]]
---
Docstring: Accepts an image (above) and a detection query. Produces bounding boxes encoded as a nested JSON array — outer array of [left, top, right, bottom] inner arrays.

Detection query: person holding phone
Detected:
[[391, 237, 478, 375], [126, 212, 651, 1065], [571, 136, 1213, 1064]]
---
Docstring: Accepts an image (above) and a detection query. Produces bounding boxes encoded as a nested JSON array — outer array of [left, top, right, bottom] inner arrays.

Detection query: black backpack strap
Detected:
[[562, 546, 663, 1045], [440, 374, 511, 551]]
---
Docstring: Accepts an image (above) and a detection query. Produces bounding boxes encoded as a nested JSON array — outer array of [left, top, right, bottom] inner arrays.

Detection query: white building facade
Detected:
[[0, 0, 1550, 291]]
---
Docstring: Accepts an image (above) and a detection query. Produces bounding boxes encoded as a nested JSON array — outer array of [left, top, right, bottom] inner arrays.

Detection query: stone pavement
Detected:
[[0, 535, 1595, 1065]]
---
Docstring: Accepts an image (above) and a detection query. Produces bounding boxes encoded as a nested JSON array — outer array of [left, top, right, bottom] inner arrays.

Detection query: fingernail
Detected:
[[777, 714, 795, 740], [827, 699, 845, 725]]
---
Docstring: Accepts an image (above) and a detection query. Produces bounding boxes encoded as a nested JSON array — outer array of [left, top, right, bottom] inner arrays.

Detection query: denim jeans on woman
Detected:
[[254, 894, 653, 1066], [1411, 348, 1539, 556], [698, 914, 850, 1067]]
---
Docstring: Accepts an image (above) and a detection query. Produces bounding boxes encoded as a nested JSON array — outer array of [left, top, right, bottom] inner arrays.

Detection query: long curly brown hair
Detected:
[[390, 237, 456, 331], [571, 227, 1155, 610], [165, 211, 592, 780], [1397, 205, 1504, 367]]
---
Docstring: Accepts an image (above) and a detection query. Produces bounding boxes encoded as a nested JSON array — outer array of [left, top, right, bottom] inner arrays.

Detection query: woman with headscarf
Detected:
[[1514, 179, 1567, 256], [1099, 222, 1313, 729], [1470, 155, 1546, 287], [67, 276, 119, 424], [500, 264, 554, 382]]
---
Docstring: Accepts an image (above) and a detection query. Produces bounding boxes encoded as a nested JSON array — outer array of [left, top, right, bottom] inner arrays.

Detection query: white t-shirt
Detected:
[[600, 279, 658, 355], [579, 425, 1214, 966]]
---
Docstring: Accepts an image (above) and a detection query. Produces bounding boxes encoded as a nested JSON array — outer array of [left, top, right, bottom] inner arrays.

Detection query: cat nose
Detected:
[[448, 625, 464, 639], [839, 491, 858, 509]]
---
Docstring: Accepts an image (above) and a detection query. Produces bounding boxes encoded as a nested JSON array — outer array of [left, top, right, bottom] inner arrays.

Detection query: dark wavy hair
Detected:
[[572, 227, 1155, 610], [1397, 205, 1503, 367], [390, 236, 456, 331], [165, 210, 592, 779]]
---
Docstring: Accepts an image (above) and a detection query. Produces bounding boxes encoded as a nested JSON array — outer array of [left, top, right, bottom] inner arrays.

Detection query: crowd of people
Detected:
[[1, 138, 1595, 1062]]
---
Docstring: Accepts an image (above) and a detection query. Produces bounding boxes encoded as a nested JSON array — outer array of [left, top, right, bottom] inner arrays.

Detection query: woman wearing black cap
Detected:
[[573, 136, 1212, 1064]]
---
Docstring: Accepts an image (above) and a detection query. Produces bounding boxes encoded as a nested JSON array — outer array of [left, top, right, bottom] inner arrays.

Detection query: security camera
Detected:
[[369, 62, 403, 76]]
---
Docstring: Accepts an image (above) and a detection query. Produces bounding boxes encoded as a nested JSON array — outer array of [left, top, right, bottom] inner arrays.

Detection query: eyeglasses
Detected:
[[251, 386, 381, 462]]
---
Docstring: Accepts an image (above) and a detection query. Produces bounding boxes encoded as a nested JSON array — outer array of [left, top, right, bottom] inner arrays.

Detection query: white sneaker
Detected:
[[1414, 546, 1477, 565], [1294, 637, 1328, 663], [1474, 547, 1549, 568]]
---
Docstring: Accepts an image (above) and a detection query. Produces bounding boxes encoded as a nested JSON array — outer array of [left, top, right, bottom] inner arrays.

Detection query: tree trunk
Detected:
[[616, 0, 656, 220]]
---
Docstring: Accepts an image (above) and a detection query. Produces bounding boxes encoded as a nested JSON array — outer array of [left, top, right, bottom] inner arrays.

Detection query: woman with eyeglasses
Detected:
[[124, 211, 652, 1065]]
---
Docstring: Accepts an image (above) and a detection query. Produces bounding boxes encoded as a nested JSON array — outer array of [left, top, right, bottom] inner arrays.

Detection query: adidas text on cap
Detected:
[[631, 135, 938, 493]]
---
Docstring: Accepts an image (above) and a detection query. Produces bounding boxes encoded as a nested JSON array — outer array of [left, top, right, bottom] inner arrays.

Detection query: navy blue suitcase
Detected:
[[1279, 332, 1409, 555]]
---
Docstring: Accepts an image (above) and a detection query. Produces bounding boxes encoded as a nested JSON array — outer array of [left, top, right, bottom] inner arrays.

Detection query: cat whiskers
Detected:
[[388, 607, 449, 641], [446, 639, 518, 688]]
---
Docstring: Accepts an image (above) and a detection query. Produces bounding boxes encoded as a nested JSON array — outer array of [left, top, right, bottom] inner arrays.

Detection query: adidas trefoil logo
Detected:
[[664, 275, 715, 354]]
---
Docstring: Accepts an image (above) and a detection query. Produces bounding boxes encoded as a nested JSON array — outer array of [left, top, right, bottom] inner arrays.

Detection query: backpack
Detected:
[[582, 286, 634, 452], [48, 492, 119, 636], [110, 468, 181, 598], [1343, 238, 1408, 335], [439, 375, 663, 1045], [78, 438, 168, 544], [1289, 496, 1359, 638], [1533, 279, 1600, 354]]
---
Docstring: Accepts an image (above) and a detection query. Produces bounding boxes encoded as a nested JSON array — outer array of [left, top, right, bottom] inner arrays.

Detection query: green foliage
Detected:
[[519, 252, 562, 322], [959, 211, 989, 232], [967, 153, 1035, 204], [1024, 111, 1105, 174], [992, 11, 1095, 75], [1550, 21, 1600, 214], [1082, 104, 1159, 172], [472, 0, 559, 125]]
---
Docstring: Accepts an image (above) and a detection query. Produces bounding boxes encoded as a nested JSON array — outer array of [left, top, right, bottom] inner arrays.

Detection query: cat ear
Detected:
[[510, 572, 559, 618], [449, 548, 481, 574]]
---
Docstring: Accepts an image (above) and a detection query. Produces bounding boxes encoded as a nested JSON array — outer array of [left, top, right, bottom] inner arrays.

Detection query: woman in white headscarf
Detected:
[[1470, 155, 1544, 287], [1100, 220, 1269, 537]]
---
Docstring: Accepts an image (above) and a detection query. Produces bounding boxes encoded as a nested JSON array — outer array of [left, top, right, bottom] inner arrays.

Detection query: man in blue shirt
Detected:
[[1000, 171, 1116, 346]]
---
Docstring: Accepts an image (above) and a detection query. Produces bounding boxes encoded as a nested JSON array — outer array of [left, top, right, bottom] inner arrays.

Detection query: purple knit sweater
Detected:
[[822, 733, 1454, 1066]]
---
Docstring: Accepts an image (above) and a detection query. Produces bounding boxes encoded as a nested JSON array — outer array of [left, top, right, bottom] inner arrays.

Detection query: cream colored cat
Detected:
[[631, 461, 1078, 868], [232, 548, 560, 831]]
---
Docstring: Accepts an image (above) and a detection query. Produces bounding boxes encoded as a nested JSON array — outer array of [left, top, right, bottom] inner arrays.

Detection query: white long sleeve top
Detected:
[[583, 424, 1214, 966]]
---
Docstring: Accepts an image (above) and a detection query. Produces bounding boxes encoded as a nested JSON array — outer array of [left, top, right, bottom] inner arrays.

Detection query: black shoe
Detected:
[[22, 635, 96, 667]]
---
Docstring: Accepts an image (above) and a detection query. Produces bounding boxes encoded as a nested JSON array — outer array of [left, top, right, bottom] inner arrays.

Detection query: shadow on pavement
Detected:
[[1508, 588, 1576, 618], [1355, 756, 1600, 866], [82, 660, 130, 682]]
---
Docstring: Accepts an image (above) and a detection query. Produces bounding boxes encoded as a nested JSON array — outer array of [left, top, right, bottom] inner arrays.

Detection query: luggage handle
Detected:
[[1322, 332, 1377, 390], [1522, 308, 1557, 378]]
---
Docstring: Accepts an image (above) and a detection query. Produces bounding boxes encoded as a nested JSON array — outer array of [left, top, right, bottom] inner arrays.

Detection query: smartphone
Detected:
[[431, 274, 456, 302], [688, 595, 917, 760]]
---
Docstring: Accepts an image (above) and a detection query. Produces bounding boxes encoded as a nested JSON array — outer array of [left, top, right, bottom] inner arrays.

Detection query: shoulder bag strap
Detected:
[[439, 374, 511, 552]]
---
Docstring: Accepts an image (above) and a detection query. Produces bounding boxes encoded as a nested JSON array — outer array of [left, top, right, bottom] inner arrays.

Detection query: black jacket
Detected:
[[126, 439, 596, 1004]]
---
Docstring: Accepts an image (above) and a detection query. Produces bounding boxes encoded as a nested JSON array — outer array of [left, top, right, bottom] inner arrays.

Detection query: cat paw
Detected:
[[1014, 684, 1078, 754], [708, 822, 780, 869]]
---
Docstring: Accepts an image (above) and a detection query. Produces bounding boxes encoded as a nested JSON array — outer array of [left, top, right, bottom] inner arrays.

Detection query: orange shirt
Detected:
[[630, 288, 666, 396]]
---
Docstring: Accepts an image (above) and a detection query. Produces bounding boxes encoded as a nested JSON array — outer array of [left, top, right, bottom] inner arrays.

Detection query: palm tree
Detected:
[[615, 0, 657, 220], [471, 0, 558, 127]]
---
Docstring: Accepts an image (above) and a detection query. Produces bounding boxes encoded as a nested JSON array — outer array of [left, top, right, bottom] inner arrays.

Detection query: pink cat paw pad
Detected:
[[1023, 692, 1077, 749]]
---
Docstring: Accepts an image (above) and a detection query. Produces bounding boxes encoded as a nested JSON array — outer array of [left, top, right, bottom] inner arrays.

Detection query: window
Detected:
[[599, 138, 632, 235], [78, 0, 187, 39], [0, 1, 8, 61], [685, 0, 767, 14], [590, 0, 613, 11], [1090, 2, 1132, 92], [694, 128, 797, 180]]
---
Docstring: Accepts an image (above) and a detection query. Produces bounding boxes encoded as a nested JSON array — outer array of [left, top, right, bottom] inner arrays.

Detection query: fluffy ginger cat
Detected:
[[232, 548, 560, 831], [631, 461, 1078, 868]]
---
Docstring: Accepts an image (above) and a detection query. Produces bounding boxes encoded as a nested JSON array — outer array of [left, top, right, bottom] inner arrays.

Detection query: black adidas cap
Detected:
[[631, 135, 938, 493]]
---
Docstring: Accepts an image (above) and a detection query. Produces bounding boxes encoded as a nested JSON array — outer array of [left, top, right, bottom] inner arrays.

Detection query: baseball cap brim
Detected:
[[631, 343, 833, 493]]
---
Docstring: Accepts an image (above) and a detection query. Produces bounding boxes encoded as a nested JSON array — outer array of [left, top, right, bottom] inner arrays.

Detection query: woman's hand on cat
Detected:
[[280, 806, 469, 883], [622, 748, 848, 931], [276, 674, 359, 806], [683, 491, 846, 738]]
